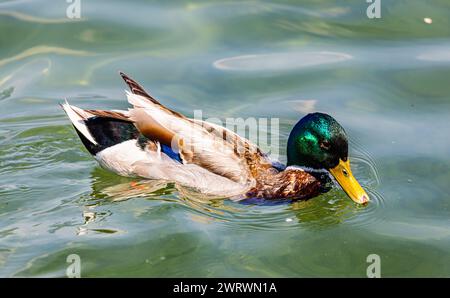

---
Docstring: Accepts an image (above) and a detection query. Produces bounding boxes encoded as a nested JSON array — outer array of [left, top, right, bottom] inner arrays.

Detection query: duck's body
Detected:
[[62, 73, 368, 203]]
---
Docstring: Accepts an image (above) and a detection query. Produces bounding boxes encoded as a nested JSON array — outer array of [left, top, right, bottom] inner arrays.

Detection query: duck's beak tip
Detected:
[[329, 159, 370, 206], [358, 194, 370, 205]]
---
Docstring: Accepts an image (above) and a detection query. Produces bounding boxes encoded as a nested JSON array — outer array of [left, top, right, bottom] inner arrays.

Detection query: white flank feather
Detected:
[[94, 139, 251, 196]]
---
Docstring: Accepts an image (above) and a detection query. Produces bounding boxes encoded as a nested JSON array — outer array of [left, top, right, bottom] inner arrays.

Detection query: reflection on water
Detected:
[[0, 0, 450, 277], [213, 51, 352, 71]]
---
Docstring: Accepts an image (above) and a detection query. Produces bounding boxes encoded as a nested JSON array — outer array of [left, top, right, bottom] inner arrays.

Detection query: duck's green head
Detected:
[[287, 113, 369, 204]]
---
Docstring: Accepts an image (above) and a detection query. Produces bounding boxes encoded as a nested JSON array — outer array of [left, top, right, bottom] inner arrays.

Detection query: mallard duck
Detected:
[[62, 72, 369, 204]]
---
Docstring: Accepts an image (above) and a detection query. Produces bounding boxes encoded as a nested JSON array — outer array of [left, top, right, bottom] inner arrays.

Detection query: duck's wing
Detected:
[[120, 72, 273, 184], [62, 101, 248, 196]]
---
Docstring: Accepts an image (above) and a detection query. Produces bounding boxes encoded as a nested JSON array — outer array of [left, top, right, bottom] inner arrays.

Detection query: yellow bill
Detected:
[[329, 159, 369, 204]]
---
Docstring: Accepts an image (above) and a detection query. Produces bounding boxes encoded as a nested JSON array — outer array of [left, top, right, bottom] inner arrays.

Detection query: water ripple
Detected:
[[213, 51, 352, 72]]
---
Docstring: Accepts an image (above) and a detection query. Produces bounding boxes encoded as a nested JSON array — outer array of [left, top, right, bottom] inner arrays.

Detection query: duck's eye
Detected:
[[320, 141, 330, 150], [342, 169, 349, 177]]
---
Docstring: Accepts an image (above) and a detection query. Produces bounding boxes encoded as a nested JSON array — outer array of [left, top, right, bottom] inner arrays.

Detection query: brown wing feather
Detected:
[[119, 73, 276, 183], [119, 72, 159, 103], [190, 119, 274, 177], [119, 72, 186, 119]]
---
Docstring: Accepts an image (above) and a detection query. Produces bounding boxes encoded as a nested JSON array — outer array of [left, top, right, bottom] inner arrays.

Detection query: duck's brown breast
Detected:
[[245, 168, 321, 200]]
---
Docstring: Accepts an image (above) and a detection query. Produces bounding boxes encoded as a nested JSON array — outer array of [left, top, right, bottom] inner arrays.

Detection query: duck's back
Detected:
[[62, 73, 276, 197]]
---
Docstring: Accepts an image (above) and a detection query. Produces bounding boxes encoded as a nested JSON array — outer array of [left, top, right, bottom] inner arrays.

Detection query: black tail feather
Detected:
[[75, 117, 141, 155]]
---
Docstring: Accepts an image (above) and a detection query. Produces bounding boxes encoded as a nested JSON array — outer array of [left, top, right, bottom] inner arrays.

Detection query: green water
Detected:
[[0, 0, 449, 277]]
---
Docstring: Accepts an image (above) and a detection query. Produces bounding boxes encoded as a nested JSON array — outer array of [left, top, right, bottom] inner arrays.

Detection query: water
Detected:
[[0, 0, 449, 277]]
